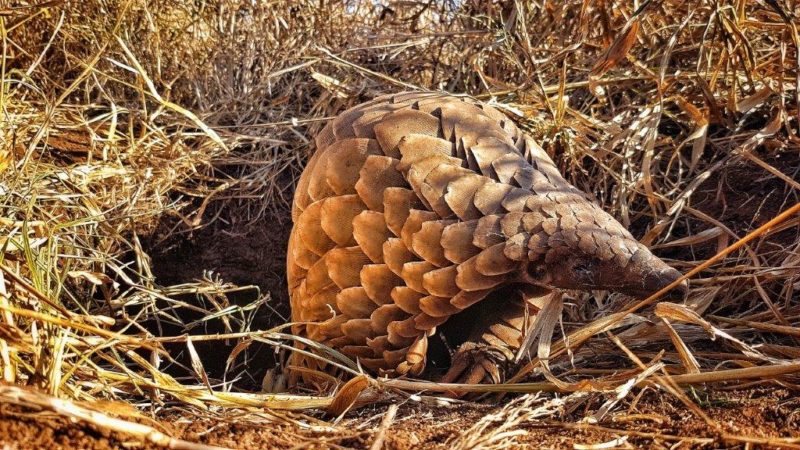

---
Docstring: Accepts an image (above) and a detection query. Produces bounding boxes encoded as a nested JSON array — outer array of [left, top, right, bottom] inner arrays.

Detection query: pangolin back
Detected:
[[287, 92, 684, 379]]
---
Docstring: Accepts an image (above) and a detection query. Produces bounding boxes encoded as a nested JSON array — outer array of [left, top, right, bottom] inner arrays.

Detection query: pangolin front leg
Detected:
[[439, 285, 551, 386]]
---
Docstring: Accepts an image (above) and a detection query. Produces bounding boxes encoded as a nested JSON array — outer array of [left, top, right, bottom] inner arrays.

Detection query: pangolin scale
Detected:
[[287, 92, 686, 384]]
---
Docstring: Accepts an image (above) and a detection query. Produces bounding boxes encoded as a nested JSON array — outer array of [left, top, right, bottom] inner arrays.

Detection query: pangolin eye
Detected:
[[528, 264, 547, 280], [573, 261, 594, 279]]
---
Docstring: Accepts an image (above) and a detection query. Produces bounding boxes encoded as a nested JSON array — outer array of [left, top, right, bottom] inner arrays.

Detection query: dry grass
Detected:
[[1, 0, 799, 448]]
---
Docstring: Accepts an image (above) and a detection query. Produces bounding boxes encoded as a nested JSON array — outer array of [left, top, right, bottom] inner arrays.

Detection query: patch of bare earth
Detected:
[[0, 389, 797, 449], [0, 405, 150, 450]]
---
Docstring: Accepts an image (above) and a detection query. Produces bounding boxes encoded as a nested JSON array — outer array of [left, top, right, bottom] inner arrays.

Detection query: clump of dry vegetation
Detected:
[[1, 0, 799, 448]]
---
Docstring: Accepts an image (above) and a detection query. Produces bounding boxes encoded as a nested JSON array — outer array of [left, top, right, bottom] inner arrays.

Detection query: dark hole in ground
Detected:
[[134, 203, 295, 390]]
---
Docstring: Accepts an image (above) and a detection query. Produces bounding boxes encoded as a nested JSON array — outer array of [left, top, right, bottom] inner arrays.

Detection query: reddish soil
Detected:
[[0, 403, 144, 450], [1, 388, 797, 449]]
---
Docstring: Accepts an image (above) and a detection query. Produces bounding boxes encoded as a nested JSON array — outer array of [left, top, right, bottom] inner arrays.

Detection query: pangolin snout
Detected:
[[642, 266, 688, 300]]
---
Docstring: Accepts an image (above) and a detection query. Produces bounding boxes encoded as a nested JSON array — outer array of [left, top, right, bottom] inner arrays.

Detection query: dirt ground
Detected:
[[0, 388, 797, 449]]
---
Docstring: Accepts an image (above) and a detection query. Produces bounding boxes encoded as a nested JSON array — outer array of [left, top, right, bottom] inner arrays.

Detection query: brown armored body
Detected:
[[287, 92, 686, 384]]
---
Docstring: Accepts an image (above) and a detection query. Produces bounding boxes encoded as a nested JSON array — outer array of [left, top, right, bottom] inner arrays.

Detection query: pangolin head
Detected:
[[518, 193, 687, 301]]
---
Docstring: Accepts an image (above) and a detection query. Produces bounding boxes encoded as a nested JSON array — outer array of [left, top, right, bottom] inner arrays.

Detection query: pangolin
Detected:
[[287, 92, 687, 385]]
